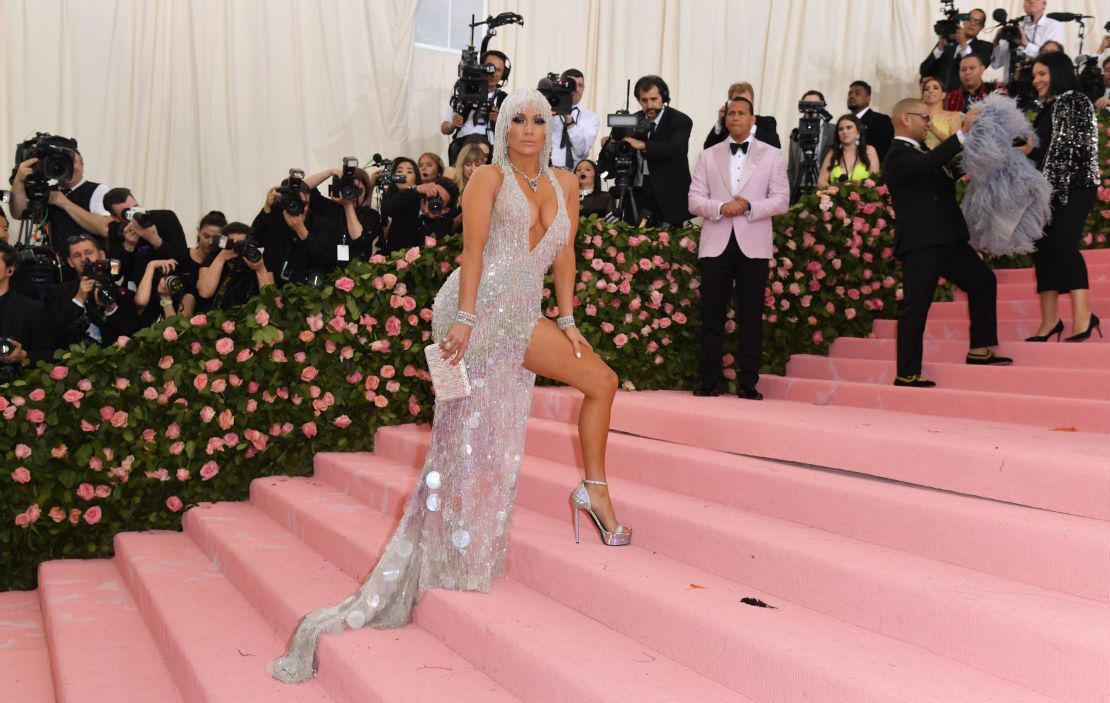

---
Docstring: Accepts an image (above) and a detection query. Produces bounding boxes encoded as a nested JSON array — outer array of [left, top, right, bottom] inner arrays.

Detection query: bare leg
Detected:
[[523, 318, 622, 531], [1071, 288, 1093, 334], [1035, 291, 1060, 337]]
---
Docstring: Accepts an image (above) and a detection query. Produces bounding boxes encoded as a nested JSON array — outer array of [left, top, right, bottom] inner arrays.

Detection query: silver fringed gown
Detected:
[[270, 158, 571, 682]]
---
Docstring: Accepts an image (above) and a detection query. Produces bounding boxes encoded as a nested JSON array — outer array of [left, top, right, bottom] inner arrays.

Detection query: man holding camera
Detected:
[[10, 149, 112, 260], [848, 80, 894, 160], [787, 90, 837, 202], [0, 241, 55, 379], [45, 234, 137, 348], [380, 177, 459, 255], [921, 8, 993, 92], [197, 222, 275, 310], [990, 0, 1065, 76], [621, 74, 692, 228], [252, 174, 336, 285], [302, 162, 383, 268], [441, 50, 510, 164], [549, 68, 600, 171]]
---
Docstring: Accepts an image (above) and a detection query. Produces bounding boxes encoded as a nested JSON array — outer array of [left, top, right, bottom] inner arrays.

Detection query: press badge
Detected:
[[337, 244, 350, 262]]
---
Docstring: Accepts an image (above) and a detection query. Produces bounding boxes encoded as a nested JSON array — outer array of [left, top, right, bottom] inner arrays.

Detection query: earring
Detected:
[[854, 138, 860, 146]]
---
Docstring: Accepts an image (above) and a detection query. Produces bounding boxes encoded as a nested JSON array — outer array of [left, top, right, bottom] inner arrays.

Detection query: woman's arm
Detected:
[[817, 151, 833, 187], [197, 251, 233, 298], [866, 145, 881, 174], [551, 170, 581, 318], [134, 259, 160, 312]]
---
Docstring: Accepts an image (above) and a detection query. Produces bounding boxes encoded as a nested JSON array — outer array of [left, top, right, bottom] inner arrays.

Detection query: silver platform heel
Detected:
[[570, 479, 632, 546]]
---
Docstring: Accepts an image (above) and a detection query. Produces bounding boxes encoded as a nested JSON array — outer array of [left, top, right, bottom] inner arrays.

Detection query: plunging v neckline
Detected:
[[508, 169, 560, 254]]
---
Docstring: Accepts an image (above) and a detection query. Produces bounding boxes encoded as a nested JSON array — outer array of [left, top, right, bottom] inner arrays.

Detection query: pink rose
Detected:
[[221, 320, 235, 333], [176, 468, 191, 482], [199, 461, 219, 481], [169, 441, 185, 456], [382, 273, 398, 287], [200, 406, 216, 423], [190, 314, 207, 326], [190, 342, 202, 354], [215, 337, 234, 355], [143, 387, 159, 401], [380, 365, 396, 379], [408, 395, 421, 416], [83, 506, 102, 525], [166, 496, 183, 512], [300, 366, 319, 382], [301, 421, 318, 438], [404, 247, 421, 263], [613, 334, 629, 348], [49, 506, 66, 522], [63, 389, 84, 405], [163, 326, 179, 341], [335, 276, 355, 292], [77, 483, 95, 501], [210, 379, 227, 393], [95, 485, 111, 498], [26, 408, 45, 424], [374, 395, 389, 408], [77, 378, 92, 392], [236, 349, 253, 363], [15, 512, 31, 528], [49, 365, 69, 381], [165, 422, 181, 439], [384, 316, 402, 336], [142, 428, 156, 442], [218, 409, 235, 430], [11, 467, 31, 483], [255, 308, 270, 325], [365, 375, 380, 391], [271, 349, 288, 363], [333, 415, 352, 429], [29, 388, 45, 402], [110, 410, 129, 428], [194, 374, 209, 391], [204, 359, 222, 373]]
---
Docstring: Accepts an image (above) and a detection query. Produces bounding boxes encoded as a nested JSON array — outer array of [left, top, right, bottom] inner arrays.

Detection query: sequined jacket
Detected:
[[1033, 90, 1100, 205]]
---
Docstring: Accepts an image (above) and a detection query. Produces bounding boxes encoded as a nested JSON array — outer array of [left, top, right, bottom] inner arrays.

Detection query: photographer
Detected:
[[380, 177, 459, 255], [990, 0, 1065, 76], [9, 147, 112, 259], [134, 258, 195, 325], [550, 69, 600, 170], [787, 90, 836, 202], [252, 174, 336, 285], [302, 162, 383, 268], [921, 8, 993, 91], [102, 188, 189, 286], [574, 159, 614, 218], [0, 241, 55, 381], [441, 50, 509, 164], [1096, 56, 1110, 110], [622, 74, 693, 228], [45, 234, 137, 348], [703, 82, 781, 149], [197, 222, 275, 310]]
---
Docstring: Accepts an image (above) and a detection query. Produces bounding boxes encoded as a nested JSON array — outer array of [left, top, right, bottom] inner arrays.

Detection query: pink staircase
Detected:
[[5, 254, 1110, 701]]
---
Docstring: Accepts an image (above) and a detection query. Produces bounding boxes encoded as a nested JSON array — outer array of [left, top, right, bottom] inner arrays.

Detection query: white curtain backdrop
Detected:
[[3, 0, 1109, 241]]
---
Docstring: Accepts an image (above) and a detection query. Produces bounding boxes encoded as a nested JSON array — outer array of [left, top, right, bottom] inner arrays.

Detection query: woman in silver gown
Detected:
[[270, 89, 631, 683]]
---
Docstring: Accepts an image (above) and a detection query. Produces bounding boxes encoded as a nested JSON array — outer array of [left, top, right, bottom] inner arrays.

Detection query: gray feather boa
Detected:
[[960, 93, 1052, 255]]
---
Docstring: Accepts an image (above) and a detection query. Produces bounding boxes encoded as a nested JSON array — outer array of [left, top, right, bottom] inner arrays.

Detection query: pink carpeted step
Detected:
[[992, 263, 1110, 285], [759, 373, 1110, 431], [785, 353, 1110, 399], [1081, 248, 1110, 264], [38, 560, 182, 703], [246, 478, 752, 703], [112, 531, 334, 703], [182, 501, 521, 703], [927, 296, 1110, 320], [828, 335, 1110, 367], [0, 590, 54, 702], [954, 279, 1110, 300], [529, 386, 1110, 521], [311, 450, 1096, 701], [872, 317, 1110, 342]]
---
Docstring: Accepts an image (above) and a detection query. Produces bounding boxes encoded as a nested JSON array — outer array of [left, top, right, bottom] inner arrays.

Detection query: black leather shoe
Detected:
[[894, 375, 937, 388], [693, 384, 719, 397], [965, 350, 1013, 366], [737, 386, 763, 400]]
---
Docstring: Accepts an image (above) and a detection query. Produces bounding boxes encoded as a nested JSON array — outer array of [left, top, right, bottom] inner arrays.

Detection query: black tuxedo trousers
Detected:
[[699, 235, 768, 389]]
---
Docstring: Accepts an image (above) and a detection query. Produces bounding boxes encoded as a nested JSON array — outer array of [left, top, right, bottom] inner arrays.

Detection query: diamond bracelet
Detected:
[[455, 310, 478, 327], [556, 315, 576, 330]]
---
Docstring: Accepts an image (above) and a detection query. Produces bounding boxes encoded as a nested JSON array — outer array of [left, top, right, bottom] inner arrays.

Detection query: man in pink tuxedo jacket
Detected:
[[688, 97, 790, 399]]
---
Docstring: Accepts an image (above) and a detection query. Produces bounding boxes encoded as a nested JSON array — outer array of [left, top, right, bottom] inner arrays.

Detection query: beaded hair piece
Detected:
[[491, 89, 554, 173]]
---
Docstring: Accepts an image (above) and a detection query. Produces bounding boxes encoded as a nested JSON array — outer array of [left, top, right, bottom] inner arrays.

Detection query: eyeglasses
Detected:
[[907, 112, 932, 122], [966, 17, 985, 26]]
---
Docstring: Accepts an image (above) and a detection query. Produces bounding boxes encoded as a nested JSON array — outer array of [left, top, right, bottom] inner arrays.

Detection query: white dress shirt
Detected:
[[551, 102, 600, 169], [713, 135, 755, 221], [64, 178, 110, 215], [635, 105, 666, 184], [991, 15, 1065, 72]]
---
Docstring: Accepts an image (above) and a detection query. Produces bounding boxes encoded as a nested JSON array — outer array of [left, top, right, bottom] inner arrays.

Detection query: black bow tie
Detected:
[[730, 142, 749, 155]]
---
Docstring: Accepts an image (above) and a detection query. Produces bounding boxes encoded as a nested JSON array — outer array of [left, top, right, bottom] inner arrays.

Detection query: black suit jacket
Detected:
[[881, 136, 968, 257], [858, 109, 895, 160], [704, 115, 781, 150], [919, 39, 994, 92], [0, 289, 55, 361], [637, 105, 693, 225], [107, 209, 190, 285], [45, 279, 138, 348]]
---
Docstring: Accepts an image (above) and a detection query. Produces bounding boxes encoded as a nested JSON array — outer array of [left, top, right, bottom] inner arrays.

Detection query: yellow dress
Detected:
[[829, 160, 871, 183], [924, 113, 958, 149]]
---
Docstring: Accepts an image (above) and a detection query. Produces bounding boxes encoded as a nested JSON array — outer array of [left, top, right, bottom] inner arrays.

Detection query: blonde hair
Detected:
[[728, 81, 754, 101], [453, 144, 488, 193]]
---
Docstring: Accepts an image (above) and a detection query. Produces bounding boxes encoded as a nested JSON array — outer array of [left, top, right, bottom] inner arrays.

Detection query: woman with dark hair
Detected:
[[390, 157, 419, 188], [921, 76, 963, 149], [418, 152, 445, 183], [574, 159, 612, 217], [817, 114, 880, 187], [1021, 52, 1101, 341], [147, 209, 225, 317]]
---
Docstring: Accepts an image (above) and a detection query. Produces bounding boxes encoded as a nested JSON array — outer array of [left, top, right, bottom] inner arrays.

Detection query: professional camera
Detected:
[[275, 168, 307, 216], [215, 234, 263, 264], [82, 258, 121, 286], [935, 0, 969, 38], [791, 99, 833, 197], [11, 245, 62, 300], [992, 8, 1025, 45], [162, 273, 193, 294], [598, 112, 653, 187], [0, 337, 15, 357], [425, 194, 446, 215], [123, 207, 155, 229], [450, 46, 497, 124], [328, 156, 362, 201], [538, 73, 576, 116], [13, 132, 78, 184], [370, 154, 408, 195], [1077, 53, 1105, 102]]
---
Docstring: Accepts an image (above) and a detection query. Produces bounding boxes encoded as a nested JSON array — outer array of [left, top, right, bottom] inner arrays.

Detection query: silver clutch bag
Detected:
[[423, 343, 472, 402]]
